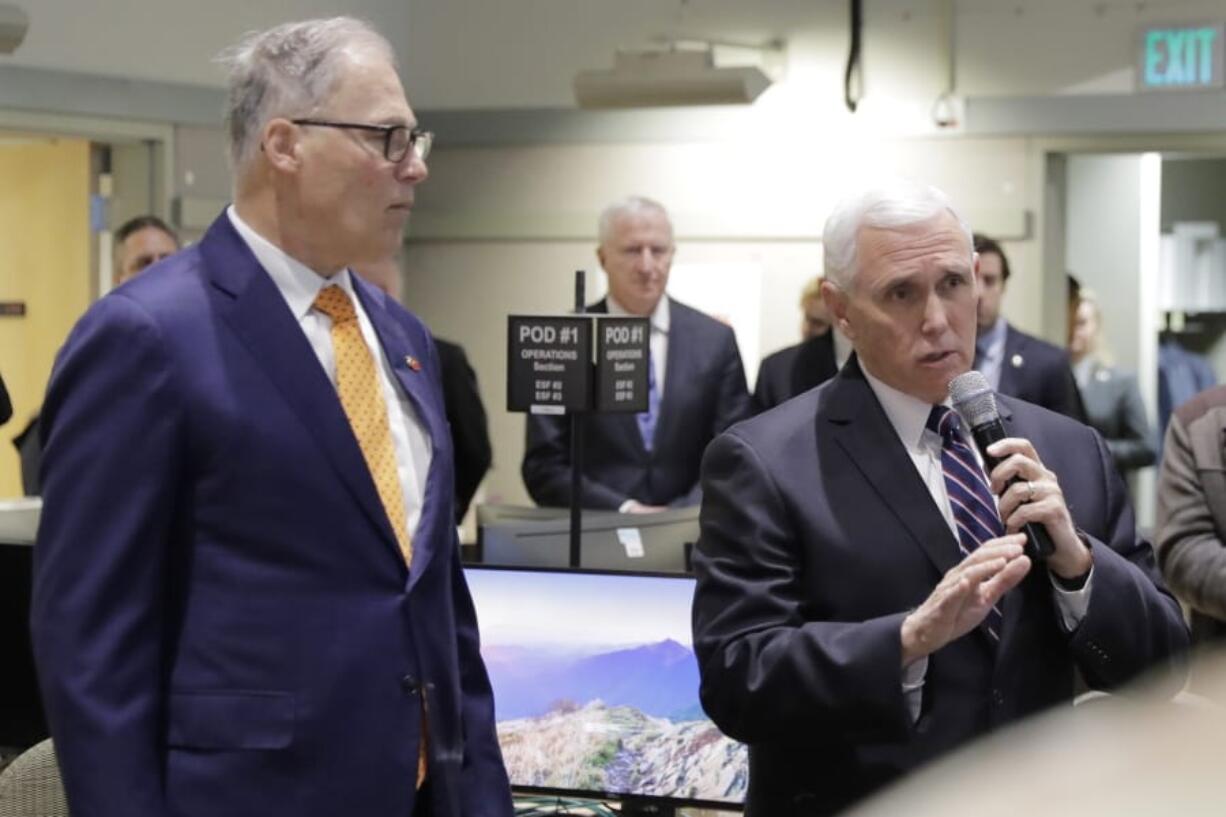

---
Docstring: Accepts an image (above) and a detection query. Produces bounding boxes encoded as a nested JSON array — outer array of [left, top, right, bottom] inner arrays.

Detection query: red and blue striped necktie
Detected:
[[927, 405, 1004, 642]]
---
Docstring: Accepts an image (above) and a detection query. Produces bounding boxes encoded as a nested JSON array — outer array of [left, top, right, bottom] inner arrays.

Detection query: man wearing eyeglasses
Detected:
[[31, 18, 512, 817]]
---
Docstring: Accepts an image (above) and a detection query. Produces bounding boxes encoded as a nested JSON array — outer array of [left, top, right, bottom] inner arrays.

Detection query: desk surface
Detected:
[[0, 498, 39, 546]]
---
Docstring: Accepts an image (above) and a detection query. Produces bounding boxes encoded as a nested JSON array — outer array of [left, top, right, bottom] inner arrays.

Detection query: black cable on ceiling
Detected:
[[844, 0, 863, 112]]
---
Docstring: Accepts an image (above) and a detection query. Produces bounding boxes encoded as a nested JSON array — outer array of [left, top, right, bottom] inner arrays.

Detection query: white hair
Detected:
[[821, 179, 973, 290], [216, 17, 396, 169], [597, 196, 673, 245]]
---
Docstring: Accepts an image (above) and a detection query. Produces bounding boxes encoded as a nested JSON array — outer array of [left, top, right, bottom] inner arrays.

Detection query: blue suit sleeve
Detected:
[[449, 539, 514, 816], [31, 295, 183, 817]]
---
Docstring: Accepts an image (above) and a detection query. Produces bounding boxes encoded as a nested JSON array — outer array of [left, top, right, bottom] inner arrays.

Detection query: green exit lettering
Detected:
[[1145, 27, 1218, 87]]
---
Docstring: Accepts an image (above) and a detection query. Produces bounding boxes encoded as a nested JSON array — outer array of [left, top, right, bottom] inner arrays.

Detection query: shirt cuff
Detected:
[[618, 499, 635, 513], [1049, 565, 1094, 632], [902, 656, 928, 724]]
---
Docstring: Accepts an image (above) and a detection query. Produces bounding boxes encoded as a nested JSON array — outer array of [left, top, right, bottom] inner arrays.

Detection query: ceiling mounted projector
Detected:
[[0, 4, 28, 54], [573, 48, 772, 109]]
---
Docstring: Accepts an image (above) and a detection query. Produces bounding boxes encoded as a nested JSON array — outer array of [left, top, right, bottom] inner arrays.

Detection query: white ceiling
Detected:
[[4, 0, 1226, 110]]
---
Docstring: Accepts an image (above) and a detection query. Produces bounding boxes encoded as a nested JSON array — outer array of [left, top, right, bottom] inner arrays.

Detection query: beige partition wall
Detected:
[[0, 137, 92, 497]]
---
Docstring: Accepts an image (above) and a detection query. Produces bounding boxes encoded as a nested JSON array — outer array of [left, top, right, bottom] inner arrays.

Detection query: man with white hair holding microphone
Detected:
[[691, 179, 1188, 816]]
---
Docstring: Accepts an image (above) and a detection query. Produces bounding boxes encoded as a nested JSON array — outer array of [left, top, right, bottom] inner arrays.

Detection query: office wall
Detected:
[[0, 138, 92, 498], [403, 134, 1041, 507], [406, 0, 1226, 109]]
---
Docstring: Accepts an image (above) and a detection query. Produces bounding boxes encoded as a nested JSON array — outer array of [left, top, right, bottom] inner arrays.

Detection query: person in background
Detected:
[[1068, 288, 1156, 476], [1156, 383, 1226, 645], [31, 17, 511, 817], [355, 255, 493, 524], [752, 276, 848, 414], [972, 234, 1086, 421], [800, 275, 832, 340], [522, 195, 751, 512], [15, 214, 185, 495], [692, 179, 1188, 816], [113, 214, 180, 284]]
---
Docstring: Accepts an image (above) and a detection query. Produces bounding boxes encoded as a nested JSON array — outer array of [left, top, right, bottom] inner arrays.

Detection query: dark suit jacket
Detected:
[[996, 324, 1087, 422], [31, 214, 512, 817], [522, 297, 751, 510], [434, 337, 492, 523], [751, 333, 838, 414], [1078, 361, 1156, 473], [692, 358, 1188, 816]]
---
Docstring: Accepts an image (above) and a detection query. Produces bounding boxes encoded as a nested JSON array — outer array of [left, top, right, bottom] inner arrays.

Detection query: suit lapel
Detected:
[[998, 326, 1024, 396], [200, 215, 405, 570], [824, 358, 962, 577], [352, 279, 448, 588], [994, 399, 1029, 649]]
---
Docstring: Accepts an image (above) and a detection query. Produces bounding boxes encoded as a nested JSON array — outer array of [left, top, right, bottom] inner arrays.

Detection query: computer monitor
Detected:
[[464, 565, 747, 815], [477, 505, 697, 573]]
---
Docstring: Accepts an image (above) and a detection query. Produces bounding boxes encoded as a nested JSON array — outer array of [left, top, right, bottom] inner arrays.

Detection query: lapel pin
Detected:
[[404, 355, 422, 372], [1010, 353, 1024, 368]]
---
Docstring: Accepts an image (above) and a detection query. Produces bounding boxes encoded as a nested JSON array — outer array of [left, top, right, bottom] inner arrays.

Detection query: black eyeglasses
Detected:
[[290, 119, 433, 163]]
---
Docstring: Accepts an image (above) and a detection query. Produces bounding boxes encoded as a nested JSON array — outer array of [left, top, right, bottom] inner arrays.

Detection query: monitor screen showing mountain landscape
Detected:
[[464, 567, 748, 807]]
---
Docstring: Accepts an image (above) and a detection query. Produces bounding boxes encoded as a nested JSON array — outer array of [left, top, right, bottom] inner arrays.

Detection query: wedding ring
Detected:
[[1026, 480, 1036, 502]]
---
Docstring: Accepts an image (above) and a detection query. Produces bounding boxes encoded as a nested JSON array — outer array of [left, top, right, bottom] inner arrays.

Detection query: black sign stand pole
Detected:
[[568, 270, 586, 569]]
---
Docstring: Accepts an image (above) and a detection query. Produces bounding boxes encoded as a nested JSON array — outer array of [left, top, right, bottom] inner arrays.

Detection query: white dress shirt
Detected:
[[227, 206, 432, 539], [859, 361, 1091, 721]]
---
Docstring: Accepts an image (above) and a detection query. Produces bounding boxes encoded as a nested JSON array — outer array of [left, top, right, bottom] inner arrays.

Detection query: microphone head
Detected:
[[948, 370, 999, 429]]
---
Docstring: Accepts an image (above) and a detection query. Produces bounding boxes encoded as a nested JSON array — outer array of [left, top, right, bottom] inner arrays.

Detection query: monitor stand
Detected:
[[619, 798, 677, 817]]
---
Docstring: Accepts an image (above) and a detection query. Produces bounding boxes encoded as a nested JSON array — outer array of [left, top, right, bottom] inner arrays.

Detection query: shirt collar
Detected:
[[860, 361, 949, 453], [606, 292, 670, 334], [226, 205, 352, 320], [977, 315, 1008, 357]]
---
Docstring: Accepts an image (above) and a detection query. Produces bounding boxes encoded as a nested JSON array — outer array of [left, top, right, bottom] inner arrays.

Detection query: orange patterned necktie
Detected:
[[312, 285, 412, 565], [312, 285, 428, 787]]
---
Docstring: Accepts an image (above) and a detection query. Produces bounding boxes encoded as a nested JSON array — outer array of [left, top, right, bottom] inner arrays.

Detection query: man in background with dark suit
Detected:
[[522, 195, 750, 512], [752, 276, 847, 413], [973, 234, 1085, 421], [32, 18, 511, 817], [692, 180, 1187, 816], [357, 255, 493, 523]]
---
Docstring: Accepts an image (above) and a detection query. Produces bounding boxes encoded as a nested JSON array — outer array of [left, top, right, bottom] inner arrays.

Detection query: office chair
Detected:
[[0, 738, 68, 817]]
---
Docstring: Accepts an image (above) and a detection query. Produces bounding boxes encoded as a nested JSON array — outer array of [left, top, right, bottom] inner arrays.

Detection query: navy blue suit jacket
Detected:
[[522, 297, 750, 509], [692, 357, 1188, 816], [31, 214, 512, 817], [997, 324, 1087, 422], [751, 332, 838, 414]]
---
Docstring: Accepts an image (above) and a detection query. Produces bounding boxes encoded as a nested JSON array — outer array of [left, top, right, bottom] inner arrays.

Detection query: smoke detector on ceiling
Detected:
[[573, 47, 774, 109], [0, 4, 29, 55]]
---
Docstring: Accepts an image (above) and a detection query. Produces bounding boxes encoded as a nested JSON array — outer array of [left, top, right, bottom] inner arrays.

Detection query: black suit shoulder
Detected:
[[432, 337, 492, 524], [753, 334, 837, 414], [1001, 325, 1087, 422]]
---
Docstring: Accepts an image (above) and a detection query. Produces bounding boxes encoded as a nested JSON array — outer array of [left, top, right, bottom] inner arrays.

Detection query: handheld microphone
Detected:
[[948, 371, 1055, 561]]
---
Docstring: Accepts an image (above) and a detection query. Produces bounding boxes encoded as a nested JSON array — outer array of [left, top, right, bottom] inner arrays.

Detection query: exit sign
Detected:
[[1139, 24, 1224, 91]]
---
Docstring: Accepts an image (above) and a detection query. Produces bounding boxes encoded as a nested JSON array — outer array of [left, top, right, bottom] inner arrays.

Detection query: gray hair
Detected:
[[821, 179, 973, 290], [597, 196, 673, 246], [216, 17, 396, 169]]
